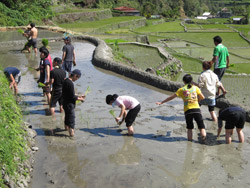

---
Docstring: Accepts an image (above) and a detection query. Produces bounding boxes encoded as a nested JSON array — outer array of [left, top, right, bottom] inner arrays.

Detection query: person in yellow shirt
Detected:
[[156, 74, 206, 141]]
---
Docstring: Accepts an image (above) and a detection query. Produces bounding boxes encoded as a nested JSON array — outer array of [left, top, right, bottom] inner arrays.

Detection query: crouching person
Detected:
[[217, 106, 245, 144]]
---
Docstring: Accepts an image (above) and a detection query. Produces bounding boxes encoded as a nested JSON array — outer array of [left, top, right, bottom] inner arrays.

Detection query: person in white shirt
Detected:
[[197, 61, 227, 122], [106, 94, 141, 136]]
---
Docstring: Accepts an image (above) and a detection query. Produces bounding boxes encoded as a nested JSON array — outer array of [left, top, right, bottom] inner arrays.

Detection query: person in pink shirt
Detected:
[[106, 94, 141, 136]]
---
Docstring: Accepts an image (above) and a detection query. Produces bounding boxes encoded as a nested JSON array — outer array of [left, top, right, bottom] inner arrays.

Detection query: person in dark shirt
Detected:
[[37, 47, 51, 105], [49, 57, 66, 115], [62, 36, 76, 74], [62, 69, 85, 137], [217, 106, 245, 144], [4, 67, 21, 95]]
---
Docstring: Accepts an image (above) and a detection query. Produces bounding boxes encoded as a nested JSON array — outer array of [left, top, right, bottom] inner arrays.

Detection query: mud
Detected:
[[1, 32, 250, 188]]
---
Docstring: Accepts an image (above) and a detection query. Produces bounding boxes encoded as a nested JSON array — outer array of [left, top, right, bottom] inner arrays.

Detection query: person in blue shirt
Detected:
[[4, 67, 21, 95]]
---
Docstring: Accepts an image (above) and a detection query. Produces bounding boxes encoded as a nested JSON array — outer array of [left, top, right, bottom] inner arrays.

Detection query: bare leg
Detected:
[[225, 129, 233, 144], [236, 128, 244, 143], [59, 105, 64, 113], [187, 129, 192, 141], [45, 92, 51, 105], [50, 107, 55, 115], [217, 127, 222, 137], [65, 125, 69, 131], [69, 128, 74, 137], [127, 126, 134, 136], [210, 111, 217, 122], [200, 128, 206, 140]]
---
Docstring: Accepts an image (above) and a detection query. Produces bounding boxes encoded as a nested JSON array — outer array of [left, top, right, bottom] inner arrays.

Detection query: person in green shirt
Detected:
[[210, 36, 229, 95]]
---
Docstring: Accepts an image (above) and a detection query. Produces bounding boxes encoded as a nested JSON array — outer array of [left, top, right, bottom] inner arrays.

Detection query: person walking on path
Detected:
[[49, 57, 66, 115], [210, 36, 229, 95], [195, 61, 227, 122], [106, 94, 141, 136], [24, 23, 38, 54], [217, 106, 245, 144], [4, 67, 21, 95], [156, 74, 206, 141], [62, 69, 85, 137], [62, 36, 76, 74], [37, 47, 51, 105]]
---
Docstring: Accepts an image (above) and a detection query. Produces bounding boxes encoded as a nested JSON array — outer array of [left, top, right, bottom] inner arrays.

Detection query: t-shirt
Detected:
[[175, 85, 201, 112], [113, 96, 139, 110], [219, 106, 244, 121], [213, 43, 229, 69], [62, 44, 74, 61], [198, 69, 221, 99], [50, 67, 66, 91], [45, 54, 53, 71], [39, 59, 51, 83], [62, 78, 78, 105], [4, 67, 20, 77]]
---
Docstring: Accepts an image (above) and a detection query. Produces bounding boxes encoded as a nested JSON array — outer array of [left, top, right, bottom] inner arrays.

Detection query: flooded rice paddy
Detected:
[[1, 31, 250, 188]]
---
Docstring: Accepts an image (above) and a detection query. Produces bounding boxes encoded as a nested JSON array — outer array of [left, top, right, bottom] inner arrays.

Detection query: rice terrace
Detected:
[[1, 0, 250, 187]]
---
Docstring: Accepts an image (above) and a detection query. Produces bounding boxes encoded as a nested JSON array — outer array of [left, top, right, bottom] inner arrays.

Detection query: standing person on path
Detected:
[[217, 106, 245, 144], [62, 69, 85, 137], [210, 36, 229, 94], [106, 94, 141, 136], [37, 47, 51, 105], [156, 74, 206, 141], [62, 36, 76, 74], [196, 61, 227, 122], [4, 67, 21, 95], [25, 23, 38, 54], [49, 57, 66, 115]]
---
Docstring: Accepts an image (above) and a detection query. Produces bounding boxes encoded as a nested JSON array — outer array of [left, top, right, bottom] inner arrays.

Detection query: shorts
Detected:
[[63, 103, 76, 129], [214, 68, 226, 81], [125, 104, 141, 127], [50, 89, 62, 108], [225, 111, 245, 129], [63, 61, 73, 73], [27, 38, 37, 48], [199, 98, 216, 112], [42, 85, 51, 94], [185, 108, 205, 129]]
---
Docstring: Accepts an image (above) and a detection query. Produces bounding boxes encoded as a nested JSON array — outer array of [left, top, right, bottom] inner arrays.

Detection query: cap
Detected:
[[63, 36, 71, 41], [71, 69, 81, 78]]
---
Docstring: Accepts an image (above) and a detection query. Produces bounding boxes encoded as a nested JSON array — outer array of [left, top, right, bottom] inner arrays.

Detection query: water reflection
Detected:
[[109, 136, 141, 165], [160, 142, 209, 187]]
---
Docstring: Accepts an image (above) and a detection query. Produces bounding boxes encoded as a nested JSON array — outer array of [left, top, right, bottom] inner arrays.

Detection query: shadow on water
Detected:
[[23, 109, 50, 116], [152, 115, 185, 121], [34, 128, 70, 137], [21, 92, 42, 97], [80, 127, 187, 142]]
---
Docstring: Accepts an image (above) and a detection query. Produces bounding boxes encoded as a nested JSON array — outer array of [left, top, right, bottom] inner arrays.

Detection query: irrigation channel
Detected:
[[1, 31, 250, 188]]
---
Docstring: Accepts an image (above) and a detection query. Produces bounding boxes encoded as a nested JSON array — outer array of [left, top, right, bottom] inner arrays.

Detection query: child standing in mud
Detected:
[[106, 94, 141, 136], [156, 74, 206, 141], [62, 69, 85, 137]]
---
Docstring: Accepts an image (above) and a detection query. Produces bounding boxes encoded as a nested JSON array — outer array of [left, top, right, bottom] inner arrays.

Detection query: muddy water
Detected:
[[1, 34, 250, 188]]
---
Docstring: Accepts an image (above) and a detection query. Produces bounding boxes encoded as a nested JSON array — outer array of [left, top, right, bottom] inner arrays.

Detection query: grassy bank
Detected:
[[0, 71, 27, 186]]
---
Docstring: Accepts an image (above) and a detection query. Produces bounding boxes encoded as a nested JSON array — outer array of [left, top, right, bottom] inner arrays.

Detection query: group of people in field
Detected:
[[3, 24, 246, 144]]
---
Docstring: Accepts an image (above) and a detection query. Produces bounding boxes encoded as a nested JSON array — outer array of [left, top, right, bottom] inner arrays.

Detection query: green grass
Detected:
[[134, 21, 184, 33], [105, 39, 128, 43], [0, 71, 27, 186], [59, 16, 143, 32], [157, 32, 250, 48], [117, 44, 165, 70]]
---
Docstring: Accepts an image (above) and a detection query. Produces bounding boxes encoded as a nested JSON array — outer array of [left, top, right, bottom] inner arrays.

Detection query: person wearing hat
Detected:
[[4, 67, 21, 95], [62, 69, 85, 137], [62, 36, 76, 74], [37, 47, 51, 105]]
